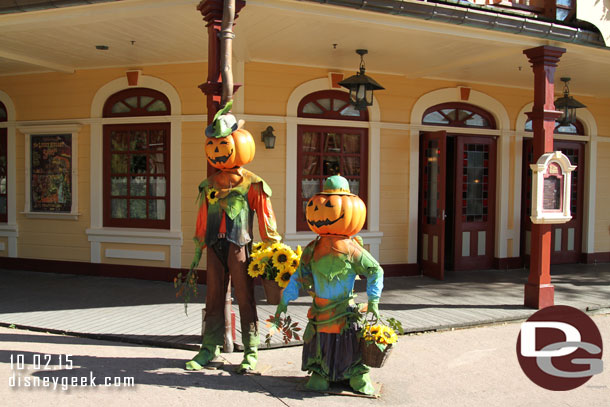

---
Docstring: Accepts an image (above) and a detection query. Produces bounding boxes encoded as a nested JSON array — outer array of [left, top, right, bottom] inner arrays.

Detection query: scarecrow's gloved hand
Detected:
[[367, 300, 380, 321], [269, 300, 287, 333], [190, 245, 203, 271], [274, 300, 288, 319]]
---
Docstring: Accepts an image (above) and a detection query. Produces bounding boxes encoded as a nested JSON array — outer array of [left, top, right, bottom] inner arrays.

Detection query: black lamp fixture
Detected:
[[554, 77, 586, 126], [338, 49, 385, 110], [261, 126, 276, 149]]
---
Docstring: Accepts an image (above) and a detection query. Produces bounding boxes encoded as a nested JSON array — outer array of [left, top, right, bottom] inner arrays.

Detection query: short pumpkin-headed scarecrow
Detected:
[[274, 175, 384, 395], [186, 101, 281, 373]]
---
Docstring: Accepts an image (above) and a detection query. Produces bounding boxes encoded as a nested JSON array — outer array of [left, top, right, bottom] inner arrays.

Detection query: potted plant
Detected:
[[248, 242, 302, 304]]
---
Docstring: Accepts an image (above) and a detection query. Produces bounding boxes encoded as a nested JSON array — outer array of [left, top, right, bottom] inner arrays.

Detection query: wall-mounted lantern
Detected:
[[261, 126, 276, 149], [338, 49, 384, 110]]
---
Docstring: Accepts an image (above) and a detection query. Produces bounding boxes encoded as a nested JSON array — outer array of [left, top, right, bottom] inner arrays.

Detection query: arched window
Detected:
[[298, 90, 368, 121], [525, 119, 584, 135], [423, 103, 496, 129], [102, 89, 171, 229], [0, 101, 6, 223], [296, 90, 368, 231], [103, 88, 170, 117]]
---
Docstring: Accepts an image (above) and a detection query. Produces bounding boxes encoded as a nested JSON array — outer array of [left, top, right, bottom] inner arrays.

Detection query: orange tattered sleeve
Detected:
[[247, 182, 281, 244], [194, 198, 208, 250]]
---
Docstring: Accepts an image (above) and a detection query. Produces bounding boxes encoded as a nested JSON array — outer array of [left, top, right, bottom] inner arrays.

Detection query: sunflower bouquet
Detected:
[[247, 241, 302, 288]]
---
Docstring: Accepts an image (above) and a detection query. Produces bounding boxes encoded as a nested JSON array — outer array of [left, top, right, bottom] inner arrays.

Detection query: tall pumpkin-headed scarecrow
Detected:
[[274, 175, 384, 395], [186, 101, 281, 373]]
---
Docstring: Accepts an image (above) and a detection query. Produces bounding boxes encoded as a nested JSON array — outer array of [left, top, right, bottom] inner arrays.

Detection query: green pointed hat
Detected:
[[205, 100, 245, 138], [320, 175, 354, 195]]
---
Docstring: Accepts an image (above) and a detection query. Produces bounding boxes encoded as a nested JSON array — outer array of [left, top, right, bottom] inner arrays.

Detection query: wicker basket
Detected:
[[360, 339, 393, 368]]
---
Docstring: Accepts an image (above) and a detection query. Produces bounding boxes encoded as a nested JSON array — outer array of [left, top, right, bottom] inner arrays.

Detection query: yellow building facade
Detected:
[[0, 0, 608, 279]]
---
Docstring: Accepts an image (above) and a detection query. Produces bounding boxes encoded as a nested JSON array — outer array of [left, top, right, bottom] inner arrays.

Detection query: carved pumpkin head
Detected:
[[204, 101, 255, 170], [306, 175, 366, 236], [205, 129, 255, 170]]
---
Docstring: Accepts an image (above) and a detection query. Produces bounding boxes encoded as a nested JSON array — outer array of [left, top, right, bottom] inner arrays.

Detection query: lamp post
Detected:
[[554, 77, 586, 126], [338, 49, 384, 110]]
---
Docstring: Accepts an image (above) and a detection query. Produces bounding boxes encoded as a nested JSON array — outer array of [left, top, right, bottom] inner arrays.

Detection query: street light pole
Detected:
[[197, 0, 246, 352]]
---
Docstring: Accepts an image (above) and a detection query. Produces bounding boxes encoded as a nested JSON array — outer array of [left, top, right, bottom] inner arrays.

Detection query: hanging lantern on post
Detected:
[[554, 77, 586, 126], [338, 49, 385, 110]]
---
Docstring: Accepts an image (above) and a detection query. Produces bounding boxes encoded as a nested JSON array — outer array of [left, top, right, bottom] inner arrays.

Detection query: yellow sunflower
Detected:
[[252, 246, 273, 263], [296, 245, 303, 258], [272, 248, 292, 272], [275, 267, 293, 288], [206, 187, 219, 205], [376, 326, 398, 345], [363, 325, 383, 342], [288, 255, 299, 272], [251, 241, 265, 253], [247, 260, 265, 278]]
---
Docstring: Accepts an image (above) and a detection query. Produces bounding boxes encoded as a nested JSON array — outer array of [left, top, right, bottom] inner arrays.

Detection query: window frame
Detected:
[[102, 122, 171, 229], [525, 118, 584, 135], [103, 87, 170, 118], [422, 102, 497, 129], [296, 90, 369, 231], [297, 89, 369, 121], [296, 122, 369, 231]]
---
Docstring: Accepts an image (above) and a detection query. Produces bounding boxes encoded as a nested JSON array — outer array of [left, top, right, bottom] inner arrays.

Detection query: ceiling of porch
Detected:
[[0, 0, 609, 97]]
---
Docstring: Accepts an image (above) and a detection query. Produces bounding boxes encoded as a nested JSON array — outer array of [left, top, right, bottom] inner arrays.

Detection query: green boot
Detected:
[[185, 345, 220, 370], [186, 315, 224, 370], [236, 322, 259, 373], [306, 372, 329, 392], [349, 372, 375, 395]]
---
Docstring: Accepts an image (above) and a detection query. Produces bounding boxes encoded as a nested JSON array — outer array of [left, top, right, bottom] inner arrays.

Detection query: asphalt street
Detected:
[[1, 313, 608, 406]]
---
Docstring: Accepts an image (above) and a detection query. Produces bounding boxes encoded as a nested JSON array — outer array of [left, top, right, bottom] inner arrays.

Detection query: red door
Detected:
[[419, 131, 447, 280], [452, 136, 497, 270], [521, 139, 584, 264]]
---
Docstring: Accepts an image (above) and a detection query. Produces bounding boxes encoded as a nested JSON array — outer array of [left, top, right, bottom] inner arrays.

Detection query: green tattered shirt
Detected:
[[194, 168, 281, 249]]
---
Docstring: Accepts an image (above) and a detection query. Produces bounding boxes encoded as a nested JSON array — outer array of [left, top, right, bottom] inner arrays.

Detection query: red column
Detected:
[[197, 0, 246, 351], [522, 45, 565, 309], [197, 0, 245, 135]]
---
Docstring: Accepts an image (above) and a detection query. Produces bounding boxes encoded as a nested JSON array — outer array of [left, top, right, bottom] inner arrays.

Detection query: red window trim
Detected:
[[103, 88, 170, 118], [103, 123, 171, 229], [296, 125, 368, 232], [0, 129, 6, 223], [423, 102, 497, 129], [297, 90, 369, 121], [525, 118, 584, 135], [0, 101, 7, 223]]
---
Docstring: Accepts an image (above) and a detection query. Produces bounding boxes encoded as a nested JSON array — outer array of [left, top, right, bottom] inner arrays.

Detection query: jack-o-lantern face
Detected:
[[306, 193, 366, 236], [205, 129, 256, 170]]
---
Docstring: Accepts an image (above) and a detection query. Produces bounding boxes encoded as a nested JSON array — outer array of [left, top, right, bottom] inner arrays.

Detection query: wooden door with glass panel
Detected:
[[452, 136, 496, 270], [419, 131, 447, 280], [296, 125, 368, 231]]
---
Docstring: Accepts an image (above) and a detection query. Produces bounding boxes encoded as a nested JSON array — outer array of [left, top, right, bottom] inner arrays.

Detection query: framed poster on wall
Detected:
[[30, 134, 72, 212], [19, 124, 80, 219]]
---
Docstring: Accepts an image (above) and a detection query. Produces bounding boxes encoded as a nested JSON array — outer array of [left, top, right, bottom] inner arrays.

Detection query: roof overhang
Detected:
[[0, 0, 608, 97]]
